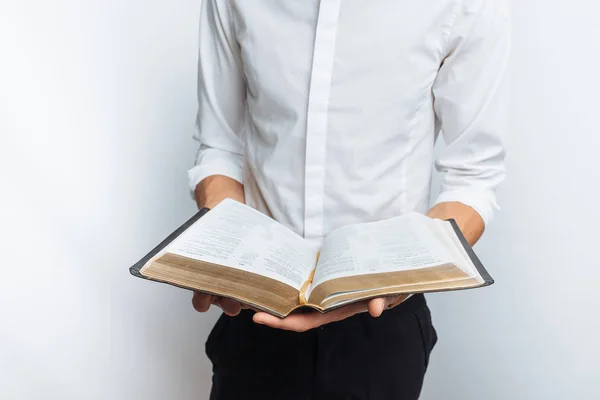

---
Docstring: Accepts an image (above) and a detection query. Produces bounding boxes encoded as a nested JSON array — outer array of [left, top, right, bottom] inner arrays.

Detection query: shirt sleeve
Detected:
[[188, 0, 246, 195], [432, 0, 511, 226]]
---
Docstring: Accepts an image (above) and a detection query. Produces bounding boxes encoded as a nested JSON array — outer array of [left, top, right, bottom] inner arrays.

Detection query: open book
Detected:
[[130, 198, 493, 318]]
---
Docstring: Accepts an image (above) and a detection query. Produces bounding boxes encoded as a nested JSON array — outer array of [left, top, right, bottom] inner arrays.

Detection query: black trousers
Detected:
[[207, 294, 437, 400]]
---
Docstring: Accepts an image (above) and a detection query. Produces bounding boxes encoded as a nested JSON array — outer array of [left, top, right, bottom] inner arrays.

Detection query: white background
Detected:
[[1, 1, 598, 399]]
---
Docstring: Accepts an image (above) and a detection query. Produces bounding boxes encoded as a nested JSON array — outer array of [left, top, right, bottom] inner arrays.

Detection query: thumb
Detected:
[[367, 298, 387, 317]]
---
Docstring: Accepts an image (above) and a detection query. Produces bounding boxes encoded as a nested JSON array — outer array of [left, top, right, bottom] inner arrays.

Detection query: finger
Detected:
[[386, 295, 407, 310], [254, 301, 368, 332], [192, 292, 213, 312], [253, 311, 327, 332], [367, 298, 387, 317], [218, 297, 243, 316]]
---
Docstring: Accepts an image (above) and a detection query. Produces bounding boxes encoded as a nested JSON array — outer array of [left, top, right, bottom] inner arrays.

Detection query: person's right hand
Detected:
[[192, 176, 249, 317], [192, 292, 247, 316]]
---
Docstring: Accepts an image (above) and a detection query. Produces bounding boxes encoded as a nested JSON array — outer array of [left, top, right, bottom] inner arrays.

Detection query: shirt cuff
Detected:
[[433, 189, 498, 227], [187, 148, 244, 198]]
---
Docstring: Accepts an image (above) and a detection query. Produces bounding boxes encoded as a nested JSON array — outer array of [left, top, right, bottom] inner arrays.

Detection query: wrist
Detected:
[[427, 201, 484, 246], [194, 175, 245, 209]]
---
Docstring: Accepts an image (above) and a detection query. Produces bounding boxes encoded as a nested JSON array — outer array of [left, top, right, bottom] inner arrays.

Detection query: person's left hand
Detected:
[[252, 295, 407, 332]]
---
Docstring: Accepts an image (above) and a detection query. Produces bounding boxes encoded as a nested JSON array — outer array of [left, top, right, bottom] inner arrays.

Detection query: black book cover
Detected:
[[447, 218, 495, 286], [129, 207, 211, 280]]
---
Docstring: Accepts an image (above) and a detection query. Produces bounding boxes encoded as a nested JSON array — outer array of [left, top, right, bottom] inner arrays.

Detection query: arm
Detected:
[[430, 0, 511, 246], [189, 0, 248, 316], [188, 0, 246, 204]]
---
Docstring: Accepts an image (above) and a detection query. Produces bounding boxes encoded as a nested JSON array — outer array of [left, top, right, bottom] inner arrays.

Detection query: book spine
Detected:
[[298, 268, 316, 305], [298, 252, 319, 304]]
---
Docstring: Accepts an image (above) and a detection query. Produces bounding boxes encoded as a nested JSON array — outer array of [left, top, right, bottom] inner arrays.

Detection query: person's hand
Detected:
[[192, 292, 249, 316], [192, 176, 249, 316], [252, 295, 408, 332]]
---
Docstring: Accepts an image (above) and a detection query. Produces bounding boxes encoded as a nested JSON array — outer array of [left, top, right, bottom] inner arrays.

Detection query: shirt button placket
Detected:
[[303, 0, 341, 245]]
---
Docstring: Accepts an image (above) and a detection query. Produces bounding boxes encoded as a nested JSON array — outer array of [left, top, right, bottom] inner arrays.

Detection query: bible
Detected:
[[130, 198, 494, 318]]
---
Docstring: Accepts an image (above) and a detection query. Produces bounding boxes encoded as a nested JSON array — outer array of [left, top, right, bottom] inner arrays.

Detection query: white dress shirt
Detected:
[[189, 0, 510, 246]]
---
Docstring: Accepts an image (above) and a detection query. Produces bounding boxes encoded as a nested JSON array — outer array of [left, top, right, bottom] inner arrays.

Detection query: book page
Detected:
[[166, 199, 318, 290], [311, 212, 457, 288]]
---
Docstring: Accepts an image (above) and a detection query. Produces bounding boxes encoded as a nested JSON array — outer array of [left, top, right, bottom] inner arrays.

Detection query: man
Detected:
[[189, 1, 509, 399]]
